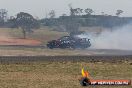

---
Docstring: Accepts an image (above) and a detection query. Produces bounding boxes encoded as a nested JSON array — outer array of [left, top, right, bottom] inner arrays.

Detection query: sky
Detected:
[[0, 0, 132, 18]]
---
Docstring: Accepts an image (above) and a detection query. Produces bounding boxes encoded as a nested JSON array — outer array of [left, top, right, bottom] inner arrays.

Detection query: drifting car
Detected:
[[47, 36, 91, 49]]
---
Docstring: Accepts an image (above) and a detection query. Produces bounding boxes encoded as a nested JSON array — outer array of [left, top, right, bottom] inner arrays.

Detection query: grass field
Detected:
[[0, 28, 131, 88], [0, 28, 73, 56], [0, 61, 131, 88], [0, 27, 68, 44]]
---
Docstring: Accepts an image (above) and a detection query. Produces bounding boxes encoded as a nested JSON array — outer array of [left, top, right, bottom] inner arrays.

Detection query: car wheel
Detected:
[[47, 44, 54, 49]]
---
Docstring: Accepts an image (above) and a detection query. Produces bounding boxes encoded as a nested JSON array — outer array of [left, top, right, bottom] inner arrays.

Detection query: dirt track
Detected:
[[0, 38, 41, 46], [0, 45, 132, 56], [83, 49, 132, 55]]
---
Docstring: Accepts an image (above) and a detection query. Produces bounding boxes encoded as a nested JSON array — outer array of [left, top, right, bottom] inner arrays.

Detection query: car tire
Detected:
[[47, 44, 54, 49]]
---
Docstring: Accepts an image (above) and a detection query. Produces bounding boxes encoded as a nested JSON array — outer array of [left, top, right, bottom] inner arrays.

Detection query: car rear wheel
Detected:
[[47, 44, 54, 49]]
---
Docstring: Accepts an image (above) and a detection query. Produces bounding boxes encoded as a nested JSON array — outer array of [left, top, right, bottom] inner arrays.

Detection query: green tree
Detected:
[[68, 4, 76, 16], [16, 12, 40, 38], [76, 8, 83, 15], [0, 9, 8, 26], [48, 10, 56, 18], [85, 8, 94, 15], [116, 10, 123, 16]]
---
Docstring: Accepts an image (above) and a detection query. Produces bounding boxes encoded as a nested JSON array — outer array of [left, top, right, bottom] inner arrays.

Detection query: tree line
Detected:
[[41, 6, 131, 35], [0, 7, 131, 38]]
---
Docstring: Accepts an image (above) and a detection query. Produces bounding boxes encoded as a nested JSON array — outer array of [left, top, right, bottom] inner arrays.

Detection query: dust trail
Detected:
[[78, 24, 132, 50]]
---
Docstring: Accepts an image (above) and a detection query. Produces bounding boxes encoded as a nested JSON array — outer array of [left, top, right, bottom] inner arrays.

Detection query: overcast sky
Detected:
[[0, 0, 132, 18]]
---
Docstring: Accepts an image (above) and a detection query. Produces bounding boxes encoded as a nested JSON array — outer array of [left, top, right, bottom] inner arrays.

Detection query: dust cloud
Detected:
[[78, 24, 132, 50]]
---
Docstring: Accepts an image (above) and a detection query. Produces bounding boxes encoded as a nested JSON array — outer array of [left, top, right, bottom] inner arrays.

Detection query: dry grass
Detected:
[[0, 27, 68, 44], [0, 48, 92, 56], [29, 28, 68, 44], [0, 61, 131, 88]]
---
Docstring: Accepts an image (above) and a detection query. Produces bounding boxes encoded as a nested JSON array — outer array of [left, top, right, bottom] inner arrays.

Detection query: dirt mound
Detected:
[[0, 38, 42, 46]]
